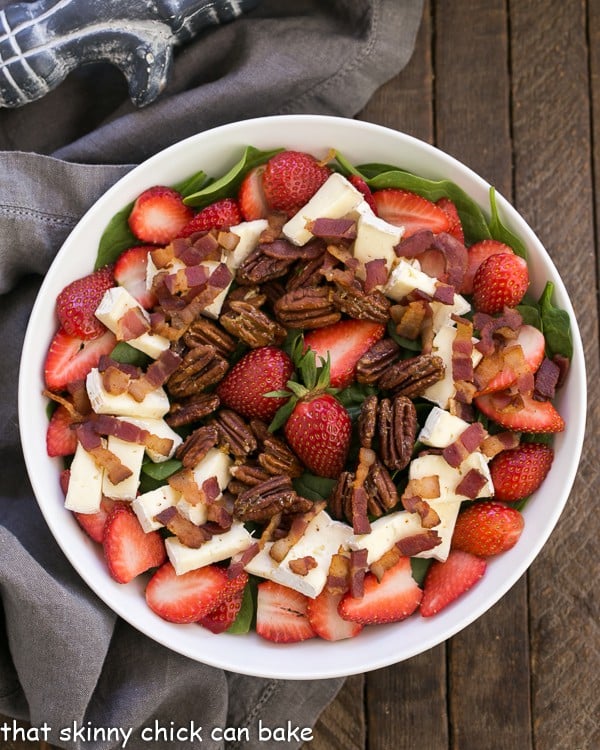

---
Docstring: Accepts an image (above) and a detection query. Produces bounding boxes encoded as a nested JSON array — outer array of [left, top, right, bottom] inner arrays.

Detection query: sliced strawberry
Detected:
[[179, 198, 242, 236], [46, 405, 78, 457], [475, 392, 565, 433], [436, 197, 464, 243], [114, 245, 157, 309], [461, 239, 514, 295], [477, 324, 546, 395], [145, 562, 234, 623], [349, 174, 377, 214], [44, 328, 117, 391], [338, 557, 422, 625], [307, 589, 363, 641], [56, 265, 115, 339], [372, 189, 451, 238], [238, 166, 269, 220], [59, 468, 71, 495], [489, 443, 554, 503], [420, 549, 487, 617], [103, 505, 166, 584], [74, 498, 124, 544], [451, 501, 524, 557], [197, 581, 247, 634], [128, 185, 193, 245], [255, 581, 315, 643], [303, 319, 386, 388]]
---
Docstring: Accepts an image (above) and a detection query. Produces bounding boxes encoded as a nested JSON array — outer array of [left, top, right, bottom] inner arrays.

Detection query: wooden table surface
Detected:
[[2, 2, 598, 749]]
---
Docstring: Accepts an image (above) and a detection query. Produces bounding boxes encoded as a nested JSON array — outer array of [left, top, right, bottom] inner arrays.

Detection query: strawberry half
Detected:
[[307, 589, 363, 641], [238, 166, 270, 220], [46, 405, 78, 457], [372, 188, 451, 238], [472, 252, 529, 314], [114, 245, 157, 309], [44, 328, 117, 391], [197, 572, 248, 634], [103, 505, 166, 584], [420, 549, 487, 617], [179, 198, 242, 236], [74, 498, 125, 544], [145, 562, 234, 623], [255, 581, 315, 643], [461, 239, 514, 295], [56, 264, 115, 339], [451, 501, 524, 557], [128, 185, 193, 245], [475, 392, 565, 433], [262, 150, 331, 215], [339, 557, 422, 625], [436, 197, 464, 243], [476, 324, 546, 395], [303, 319, 386, 388], [490, 443, 554, 503]]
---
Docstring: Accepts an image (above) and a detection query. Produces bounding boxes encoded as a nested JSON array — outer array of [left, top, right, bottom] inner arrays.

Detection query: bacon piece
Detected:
[[324, 243, 360, 272], [66, 378, 93, 415], [269, 501, 326, 563], [370, 546, 401, 583], [481, 431, 521, 458], [401, 493, 441, 529], [228, 542, 260, 578], [349, 548, 369, 599], [127, 349, 182, 402], [309, 217, 357, 240], [442, 422, 487, 468], [533, 357, 561, 401], [474, 308, 522, 355], [433, 282, 455, 304], [218, 230, 240, 253], [364, 258, 388, 292], [452, 315, 475, 390], [456, 468, 488, 499], [116, 307, 150, 341], [397, 530, 442, 557], [202, 476, 221, 504], [205, 502, 232, 530], [208, 262, 233, 290], [391, 300, 429, 340], [394, 228, 434, 258], [430, 232, 468, 290], [150, 244, 175, 268], [177, 232, 221, 265], [42, 389, 84, 421], [75, 423, 133, 484], [155, 506, 212, 548], [259, 512, 283, 549], [168, 469, 205, 506], [288, 556, 318, 576], [351, 448, 376, 534], [552, 354, 570, 389], [405, 476, 440, 500], [326, 551, 351, 595]]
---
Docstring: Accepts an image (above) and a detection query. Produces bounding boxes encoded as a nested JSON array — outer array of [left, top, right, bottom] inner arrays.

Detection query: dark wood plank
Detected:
[[435, 2, 533, 748], [511, 1, 600, 748], [303, 675, 365, 750]]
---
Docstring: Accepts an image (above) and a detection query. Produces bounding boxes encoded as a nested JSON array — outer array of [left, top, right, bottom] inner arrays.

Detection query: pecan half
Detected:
[[234, 475, 312, 522], [236, 245, 294, 285], [230, 462, 271, 488], [258, 433, 303, 478], [356, 338, 401, 385], [176, 424, 219, 468], [377, 353, 445, 397], [328, 471, 354, 522], [221, 285, 267, 313], [332, 284, 391, 324], [165, 392, 220, 427], [378, 395, 417, 471], [220, 300, 287, 348], [211, 409, 257, 458], [166, 345, 229, 399], [364, 458, 400, 516], [183, 318, 237, 359], [274, 286, 341, 329], [358, 394, 378, 449]]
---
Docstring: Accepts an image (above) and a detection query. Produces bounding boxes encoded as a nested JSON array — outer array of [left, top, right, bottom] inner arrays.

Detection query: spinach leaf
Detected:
[[488, 188, 527, 258], [516, 304, 542, 330], [183, 146, 283, 208], [538, 282, 573, 359], [337, 382, 377, 408], [333, 151, 363, 178], [293, 472, 336, 502], [110, 342, 152, 368], [141, 458, 182, 481], [410, 557, 432, 586], [95, 201, 136, 269]]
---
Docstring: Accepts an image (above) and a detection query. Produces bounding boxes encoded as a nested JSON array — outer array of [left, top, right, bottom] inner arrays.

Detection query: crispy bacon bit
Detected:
[[202, 476, 221, 504], [288, 556, 318, 576], [177, 233, 221, 265], [370, 547, 401, 582], [76, 423, 133, 485], [433, 282, 455, 304], [442, 422, 487, 468], [150, 244, 175, 269], [206, 502, 232, 529], [127, 349, 182, 402], [552, 354, 570, 389], [218, 230, 240, 253], [431, 232, 468, 290], [116, 307, 150, 341], [456, 468, 488, 499], [405, 475, 440, 500], [228, 542, 260, 578], [269, 501, 326, 563], [481, 430, 521, 458], [324, 243, 359, 271], [364, 258, 389, 292], [421, 307, 434, 354], [259, 512, 283, 549], [208, 262, 233, 290], [390, 300, 429, 340], [349, 548, 369, 599], [473, 350, 504, 391], [168, 469, 205, 506], [101, 364, 132, 395], [155, 506, 212, 548], [351, 448, 376, 534], [42, 389, 85, 421], [326, 551, 351, 595], [98, 356, 140, 379], [396, 530, 442, 557], [452, 315, 475, 389], [402, 495, 441, 528], [474, 308, 522, 355], [533, 357, 561, 401], [309, 217, 357, 239], [394, 228, 434, 258]]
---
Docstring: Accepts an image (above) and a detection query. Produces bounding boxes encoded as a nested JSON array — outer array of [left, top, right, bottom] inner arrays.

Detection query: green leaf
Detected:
[[172, 170, 209, 198], [522, 432, 554, 445], [410, 557, 432, 586], [337, 382, 377, 408], [516, 304, 542, 330], [538, 282, 573, 359], [141, 458, 182, 481], [225, 582, 255, 634], [95, 201, 136, 269], [269, 398, 297, 433], [293, 472, 336, 502], [110, 341, 152, 368], [183, 146, 283, 208], [333, 150, 363, 178], [488, 188, 527, 258]]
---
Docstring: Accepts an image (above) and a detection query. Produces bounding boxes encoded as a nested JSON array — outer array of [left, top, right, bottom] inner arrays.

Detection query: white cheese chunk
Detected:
[[422, 325, 483, 409], [384, 258, 438, 301], [192, 447, 233, 493], [95, 286, 169, 358], [101, 436, 145, 500], [199, 260, 232, 319], [353, 210, 403, 276], [409, 452, 493, 503], [176, 497, 208, 526], [64, 441, 104, 514], [165, 522, 254, 575], [86, 368, 170, 419], [418, 500, 461, 562], [228, 219, 268, 269], [430, 293, 471, 332], [283, 173, 364, 246], [121, 416, 182, 462], [245, 511, 353, 598], [132, 485, 181, 532], [418, 406, 471, 448]]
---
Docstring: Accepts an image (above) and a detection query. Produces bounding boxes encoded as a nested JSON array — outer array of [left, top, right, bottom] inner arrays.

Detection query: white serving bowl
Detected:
[[18, 115, 586, 679]]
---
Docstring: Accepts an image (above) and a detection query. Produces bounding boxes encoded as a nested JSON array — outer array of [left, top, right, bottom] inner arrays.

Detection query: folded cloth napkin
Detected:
[[0, 1, 423, 748]]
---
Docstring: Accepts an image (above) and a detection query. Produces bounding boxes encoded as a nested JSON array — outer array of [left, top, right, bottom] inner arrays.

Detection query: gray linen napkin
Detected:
[[0, 1, 424, 748]]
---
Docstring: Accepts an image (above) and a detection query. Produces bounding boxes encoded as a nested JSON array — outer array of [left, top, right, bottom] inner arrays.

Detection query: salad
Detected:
[[42, 146, 572, 643]]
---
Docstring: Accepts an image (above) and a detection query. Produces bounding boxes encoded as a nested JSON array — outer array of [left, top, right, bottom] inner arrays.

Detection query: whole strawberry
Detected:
[[178, 197, 242, 237], [472, 252, 529, 313], [262, 150, 331, 215], [216, 346, 294, 421], [451, 501, 524, 557], [56, 265, 114, 339], [490, 442, 554, 502]]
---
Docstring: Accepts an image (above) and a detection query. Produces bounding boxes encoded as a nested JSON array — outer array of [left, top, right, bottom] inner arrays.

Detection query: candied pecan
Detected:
[[166, 345, 229, 398], [183, 317, 237, 359], [220, 300, 287, 348], [328, 471, 354, 522], [377, 353, 445, 397], [331, 284, 391, 324], [262, 238, 324, 261], [211, 409, 257, 458], [175, 424, 219, 468], [286, 248, 335, 291], [234, 475, 312, 522], [258, 432, 304, 478], [230, 462, 271, 487], [364, 458, 400, 516], [165, 392, 220, 427], [260, 280, 287, 310], [221, 285, 267, 314], [378, 395, 417, 471], [356, 338, 401, 385], [358, 395, 378, 449], [236, 245, 294, 285], [274, 286, 341, 329]]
